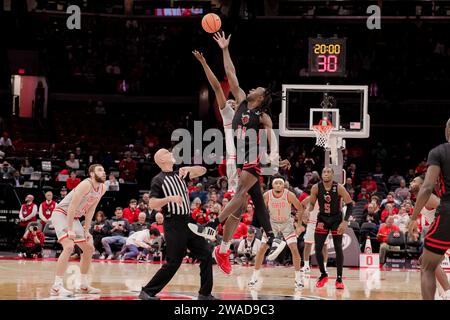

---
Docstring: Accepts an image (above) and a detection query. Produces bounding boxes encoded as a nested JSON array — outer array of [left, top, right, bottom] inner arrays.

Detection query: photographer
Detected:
[[17, 223, 45, 258], [235, 227, 261, 265], [119, 228, 161, 261]]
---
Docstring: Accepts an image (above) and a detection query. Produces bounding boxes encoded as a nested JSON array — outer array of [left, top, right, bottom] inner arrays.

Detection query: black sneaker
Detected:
[[198, 294, 219, 300], [138, 290, 160, 300]]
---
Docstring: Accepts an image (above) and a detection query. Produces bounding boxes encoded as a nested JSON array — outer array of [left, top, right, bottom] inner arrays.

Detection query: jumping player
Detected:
[[408, 119, 450, 299], [304, 167, 354, 289], [409, 175, 450, 299], [50, 164, 107, 297], [192, 50, 238, 193], [248, 176, 305, 290], [190, 31, 290, 275]]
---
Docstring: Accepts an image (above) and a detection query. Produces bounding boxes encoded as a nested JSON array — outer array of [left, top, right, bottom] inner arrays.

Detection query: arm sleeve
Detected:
[[150, 176, 164, 199], [427, 147, 441, 167]]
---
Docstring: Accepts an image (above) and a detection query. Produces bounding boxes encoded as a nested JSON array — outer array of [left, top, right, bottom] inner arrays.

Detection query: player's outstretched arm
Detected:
[[213, 31, 246, 104], [192, 50, 227, 109]]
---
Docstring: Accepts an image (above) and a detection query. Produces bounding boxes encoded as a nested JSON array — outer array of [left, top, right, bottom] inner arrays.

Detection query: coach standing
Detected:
[[139, 148, 216, 300]]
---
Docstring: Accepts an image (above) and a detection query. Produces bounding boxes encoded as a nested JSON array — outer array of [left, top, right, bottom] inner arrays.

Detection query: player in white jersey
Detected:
[[192, 50, 238, 192], [300, 195, 329, 273], [409, 175, 450, 299], [50, 164, 106, 297], [248, 176, 305, 290], [190, 50, 242, 240]]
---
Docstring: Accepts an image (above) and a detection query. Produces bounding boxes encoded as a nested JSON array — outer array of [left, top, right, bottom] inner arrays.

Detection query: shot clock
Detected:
[[308, 37, 346, 77]]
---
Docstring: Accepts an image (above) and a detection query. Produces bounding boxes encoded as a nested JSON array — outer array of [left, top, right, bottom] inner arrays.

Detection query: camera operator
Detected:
[[235, 227, 261, 265], [17, 223, 45, 258], [119, 228, 161, 261]]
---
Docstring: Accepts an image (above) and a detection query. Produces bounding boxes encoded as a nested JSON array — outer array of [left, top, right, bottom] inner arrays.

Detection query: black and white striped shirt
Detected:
[[150, 170, 190, 216]]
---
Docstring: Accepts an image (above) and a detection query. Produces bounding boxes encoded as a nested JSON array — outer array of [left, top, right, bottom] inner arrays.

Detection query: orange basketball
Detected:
[[201, 13, 221, 34]]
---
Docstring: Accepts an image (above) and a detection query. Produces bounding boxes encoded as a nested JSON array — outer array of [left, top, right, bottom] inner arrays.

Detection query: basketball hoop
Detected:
[[312, 120, 334, 148]]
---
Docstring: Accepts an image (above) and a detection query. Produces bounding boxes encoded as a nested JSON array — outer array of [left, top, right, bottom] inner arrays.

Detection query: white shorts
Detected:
[[262, 218, 297, 245], [304, 222, 330, 245], [50, 212, 86, 243]]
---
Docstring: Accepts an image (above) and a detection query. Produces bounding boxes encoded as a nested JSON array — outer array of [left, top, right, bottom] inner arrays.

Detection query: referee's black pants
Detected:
[[142, 215, 213, 296]]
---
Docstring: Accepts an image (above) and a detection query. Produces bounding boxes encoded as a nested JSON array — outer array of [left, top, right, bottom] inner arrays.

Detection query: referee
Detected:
[[139, 148, 216, 300]]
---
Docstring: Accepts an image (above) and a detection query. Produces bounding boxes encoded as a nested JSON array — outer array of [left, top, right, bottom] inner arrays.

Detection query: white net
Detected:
[[312, 124, 334, 148]]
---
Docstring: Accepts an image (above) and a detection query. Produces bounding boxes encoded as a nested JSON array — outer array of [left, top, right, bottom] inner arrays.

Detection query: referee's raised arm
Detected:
[[179, 166, 207, 180]]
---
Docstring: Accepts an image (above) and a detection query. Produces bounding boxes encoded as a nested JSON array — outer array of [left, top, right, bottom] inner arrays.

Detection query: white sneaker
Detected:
[[267, 239, 286, 261], [99, 254, 106, 260], [188, 223, 217, 241], [107, 254, 114, 260], [76, 285, 101, 294], [300, 265, 311, 273], [50, 284, 74, 297], [295, 279, 304, 290], [248, 278, 259, 288], [18, 253, 24, 258]]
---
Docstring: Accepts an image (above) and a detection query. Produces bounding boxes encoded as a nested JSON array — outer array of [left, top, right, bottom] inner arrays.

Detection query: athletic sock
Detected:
[[219, 241, 231, 254], [206, 219, 220, 230], [80, 274, 88, 288], [252, 270, 260, 280], [54, 276, 64, 287], [324, 263, 328, 273], [336, 276, 343, 283], [304, 260, 310, 267], [295, 271, 301, 281], [319, 272, 328, 280]]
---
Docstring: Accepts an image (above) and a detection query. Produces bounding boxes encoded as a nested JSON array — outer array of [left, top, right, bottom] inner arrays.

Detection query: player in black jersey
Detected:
[[305, 167, 354, 289], [190, 31, 290, 275], [408, 119, 450, 300]]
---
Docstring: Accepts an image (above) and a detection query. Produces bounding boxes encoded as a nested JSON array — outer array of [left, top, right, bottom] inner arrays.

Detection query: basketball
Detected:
[[201, 13, 221, 33]]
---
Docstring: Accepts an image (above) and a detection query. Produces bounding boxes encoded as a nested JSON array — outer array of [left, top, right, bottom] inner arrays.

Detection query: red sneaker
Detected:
[[213, 246, 232, 275], [315, 275, 329, 288], [335, 280, 345, 290]]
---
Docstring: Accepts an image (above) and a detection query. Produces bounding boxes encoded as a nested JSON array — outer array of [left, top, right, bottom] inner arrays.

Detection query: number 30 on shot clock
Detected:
[[308, 37, 346, 77]]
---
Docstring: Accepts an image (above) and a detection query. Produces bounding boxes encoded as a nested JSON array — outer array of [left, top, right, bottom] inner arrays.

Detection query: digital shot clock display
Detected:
[[308, 37, 346, 77]]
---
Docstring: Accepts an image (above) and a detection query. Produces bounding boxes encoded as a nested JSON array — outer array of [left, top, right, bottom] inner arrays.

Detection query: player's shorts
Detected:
[[424, 207, 450, 255], [50, 211, 86, 243], [304, 222, 330, 245], [315, 213, 343, 238], [262, 218, 297, 245]]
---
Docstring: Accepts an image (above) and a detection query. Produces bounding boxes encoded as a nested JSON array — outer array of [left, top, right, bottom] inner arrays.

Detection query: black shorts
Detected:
[[237, 162, 261, 178], [424, 206, 450, 255], [315, 213, 343, 237]]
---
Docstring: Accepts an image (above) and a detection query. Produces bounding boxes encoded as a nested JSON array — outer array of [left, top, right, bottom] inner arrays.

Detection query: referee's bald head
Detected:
[[154, 148, 174, 169]]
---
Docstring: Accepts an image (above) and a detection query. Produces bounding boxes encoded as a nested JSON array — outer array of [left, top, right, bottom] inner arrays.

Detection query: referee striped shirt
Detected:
[[150, 170, 190, 216]]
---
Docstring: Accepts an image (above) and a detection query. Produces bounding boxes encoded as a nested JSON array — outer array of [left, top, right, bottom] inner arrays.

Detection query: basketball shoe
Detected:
[[213, 246, 232, 275]]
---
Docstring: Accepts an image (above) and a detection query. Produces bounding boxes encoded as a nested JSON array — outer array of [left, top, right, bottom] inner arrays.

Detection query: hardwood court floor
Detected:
[[0, 258, 436, 300]]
